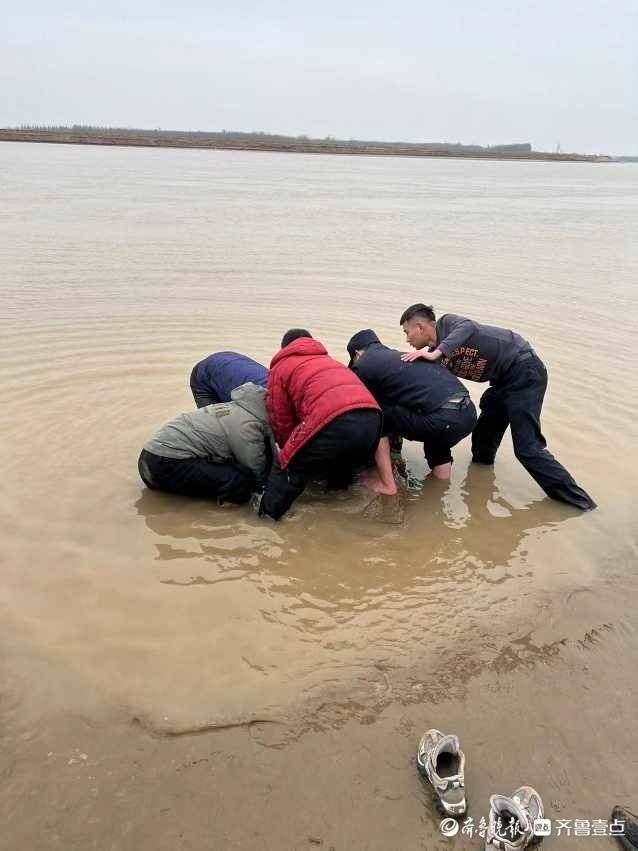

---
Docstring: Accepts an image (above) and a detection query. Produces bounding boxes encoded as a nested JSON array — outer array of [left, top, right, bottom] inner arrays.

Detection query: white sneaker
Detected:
[[485, 786, 544, 849], [416, 729, 466, 816]]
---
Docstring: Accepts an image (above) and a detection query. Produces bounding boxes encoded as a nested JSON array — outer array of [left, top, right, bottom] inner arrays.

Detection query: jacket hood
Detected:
[[270, 337, 328, 368], [230, 382, 268, 423]]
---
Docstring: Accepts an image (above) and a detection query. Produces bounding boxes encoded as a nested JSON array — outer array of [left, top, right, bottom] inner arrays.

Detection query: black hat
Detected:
[[346, 329, 381, 367]]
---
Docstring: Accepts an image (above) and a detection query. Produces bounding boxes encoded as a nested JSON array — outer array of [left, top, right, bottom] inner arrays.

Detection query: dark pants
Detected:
[[138, 448, 255, 505], [383, 396, 477, 469], [189, 364, 221, 409], [259, 409, 382, 520], [471, 351, 596, 510]]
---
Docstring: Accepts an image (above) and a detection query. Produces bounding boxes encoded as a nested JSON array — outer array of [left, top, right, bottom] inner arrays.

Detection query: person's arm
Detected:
[[232, 419, 270, 485], [266, 373, 297, 449], [436, 314, 478, 356]]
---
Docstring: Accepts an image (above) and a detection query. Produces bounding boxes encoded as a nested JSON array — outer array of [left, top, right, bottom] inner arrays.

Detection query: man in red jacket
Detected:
[[259, 329, 393, 520]]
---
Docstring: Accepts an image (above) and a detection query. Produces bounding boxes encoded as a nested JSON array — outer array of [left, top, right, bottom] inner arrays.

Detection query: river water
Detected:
[[1, 141, 637, 850]]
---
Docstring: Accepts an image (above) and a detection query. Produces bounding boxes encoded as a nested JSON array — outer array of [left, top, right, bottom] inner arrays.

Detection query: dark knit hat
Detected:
[[346, 329, 381, 367]]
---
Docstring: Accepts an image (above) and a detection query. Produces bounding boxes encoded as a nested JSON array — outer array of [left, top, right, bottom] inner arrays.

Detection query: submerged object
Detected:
[[362, 492, 405, 525]]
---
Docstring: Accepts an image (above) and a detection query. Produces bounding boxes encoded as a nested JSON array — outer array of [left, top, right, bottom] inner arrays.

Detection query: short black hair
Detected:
[[399, 303, 436, 325], [281, 328, 312, 348]]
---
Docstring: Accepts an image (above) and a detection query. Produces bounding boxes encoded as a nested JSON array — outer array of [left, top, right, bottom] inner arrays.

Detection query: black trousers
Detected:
[[138, 448, 255, 505], [259, 409, 382, 520], [189, 364, 221, 409], [471, 351, 596, 510], [383, 396, 477, 468]]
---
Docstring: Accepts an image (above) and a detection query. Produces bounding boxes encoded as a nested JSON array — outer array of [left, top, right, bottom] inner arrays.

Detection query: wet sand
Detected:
[[1, 142, 637, 849]]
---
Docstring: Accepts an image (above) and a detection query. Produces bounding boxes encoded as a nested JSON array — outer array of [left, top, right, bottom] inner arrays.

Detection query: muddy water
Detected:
[[1, 142, 637, 850]]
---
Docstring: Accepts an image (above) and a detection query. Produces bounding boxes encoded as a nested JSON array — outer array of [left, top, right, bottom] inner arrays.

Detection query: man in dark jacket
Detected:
[[258, 329, 390, 520], [399, 304, 596, 510], [190, 351, 268, 408], [347, 329, 477, 481]]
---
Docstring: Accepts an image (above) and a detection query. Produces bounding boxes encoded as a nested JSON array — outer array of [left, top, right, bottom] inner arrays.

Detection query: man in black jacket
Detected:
[[347, 329, 477, 481], [399, 304, 596, 510]]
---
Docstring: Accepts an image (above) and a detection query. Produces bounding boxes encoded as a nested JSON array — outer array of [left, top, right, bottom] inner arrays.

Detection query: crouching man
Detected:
[[258, 329, 390, 520], [138, 382, 271, 505], [189, 351, 268, 408], [347, 329, 477, 481]]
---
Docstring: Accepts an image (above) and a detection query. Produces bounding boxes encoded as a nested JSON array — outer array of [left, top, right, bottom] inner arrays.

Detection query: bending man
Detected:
[[190, 351, 268, 408], [399, 304, 596, 510], [138, 382, 271, 505], [347, 329, 477, 481], [259, 329, 389, 520]]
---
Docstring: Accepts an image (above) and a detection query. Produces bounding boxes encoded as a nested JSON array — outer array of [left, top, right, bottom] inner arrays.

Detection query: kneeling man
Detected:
[[259, 329, 388, 520], [347, 329, 477, 480], [138, 382, 271, 505]]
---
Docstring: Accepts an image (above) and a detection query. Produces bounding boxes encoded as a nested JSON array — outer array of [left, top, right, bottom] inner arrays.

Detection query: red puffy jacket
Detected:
[[267, 337, 381, 469]]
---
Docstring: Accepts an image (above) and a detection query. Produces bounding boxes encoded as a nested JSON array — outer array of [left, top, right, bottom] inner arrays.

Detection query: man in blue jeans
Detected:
[[399, 304, 596, 510]]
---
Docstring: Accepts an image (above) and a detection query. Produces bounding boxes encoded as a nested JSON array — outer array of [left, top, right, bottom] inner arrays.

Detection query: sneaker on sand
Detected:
[[485, 786, 544, 850], [611, 806, 638, 850], [416, 729, 466, 816]]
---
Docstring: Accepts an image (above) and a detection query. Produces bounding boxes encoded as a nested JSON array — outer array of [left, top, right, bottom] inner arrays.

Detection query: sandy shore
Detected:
[[4, 570, 635, 850]]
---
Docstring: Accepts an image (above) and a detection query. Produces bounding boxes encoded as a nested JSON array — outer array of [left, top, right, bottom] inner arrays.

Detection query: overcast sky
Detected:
[[2, 0, 636, 154]]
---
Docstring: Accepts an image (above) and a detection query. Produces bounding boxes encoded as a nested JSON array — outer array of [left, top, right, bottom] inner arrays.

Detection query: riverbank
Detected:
[[4, 585, 635, 851], [0, 128, 612, 162]]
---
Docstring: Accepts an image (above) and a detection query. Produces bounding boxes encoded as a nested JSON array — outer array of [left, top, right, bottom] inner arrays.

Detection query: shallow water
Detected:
[[1, 142, 637, 849]]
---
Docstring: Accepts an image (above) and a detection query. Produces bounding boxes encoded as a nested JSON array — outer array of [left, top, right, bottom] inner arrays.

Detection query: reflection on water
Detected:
[[134, 458, 576, 620], [125, 450, 591, 729]]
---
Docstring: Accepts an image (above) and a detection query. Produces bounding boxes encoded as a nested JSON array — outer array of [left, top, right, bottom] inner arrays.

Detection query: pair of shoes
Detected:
[[417, 729, 544, 849]]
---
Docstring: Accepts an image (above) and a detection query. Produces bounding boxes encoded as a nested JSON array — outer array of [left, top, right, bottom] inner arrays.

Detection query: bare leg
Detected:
[[363, 437, 398, 495]]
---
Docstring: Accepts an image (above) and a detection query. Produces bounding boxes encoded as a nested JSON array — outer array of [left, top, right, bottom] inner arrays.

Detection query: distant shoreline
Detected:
[[0, 129, 612, 163]]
